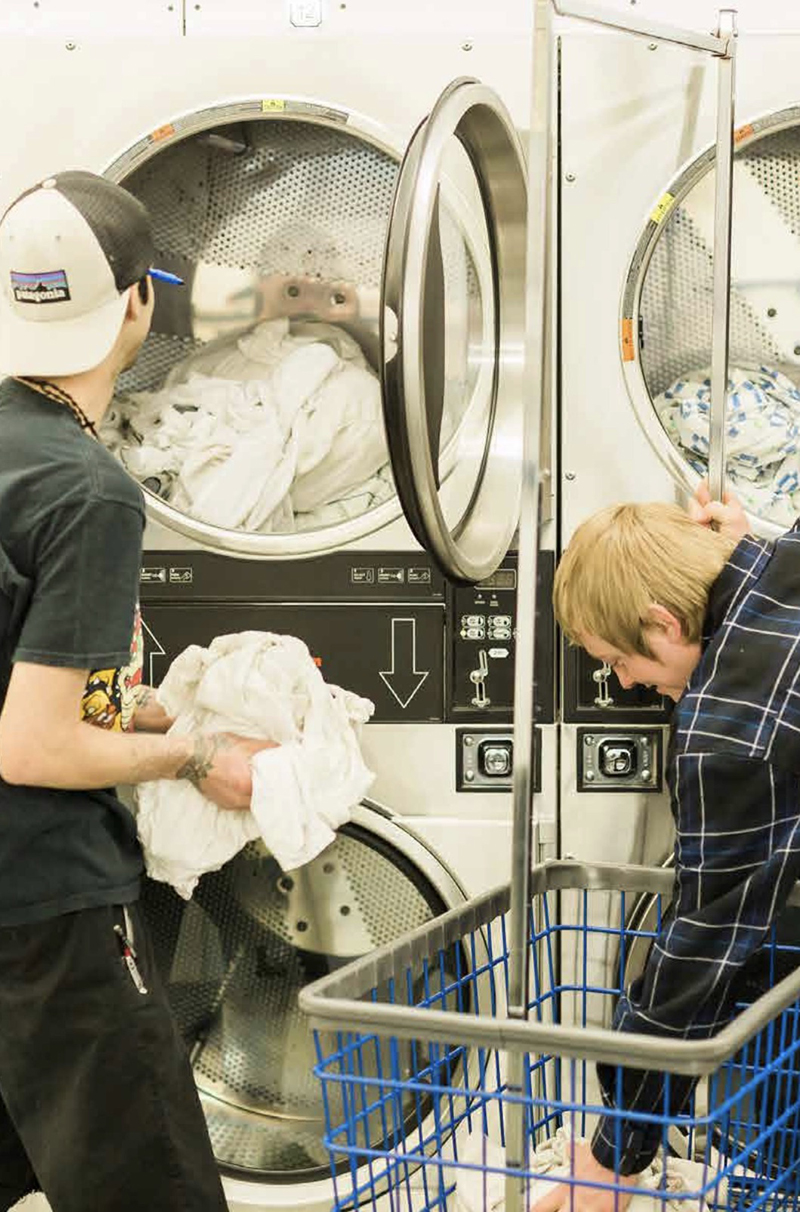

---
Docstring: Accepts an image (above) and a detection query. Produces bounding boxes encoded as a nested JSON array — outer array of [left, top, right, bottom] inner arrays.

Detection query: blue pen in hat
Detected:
[[150, 268, 185, 286]]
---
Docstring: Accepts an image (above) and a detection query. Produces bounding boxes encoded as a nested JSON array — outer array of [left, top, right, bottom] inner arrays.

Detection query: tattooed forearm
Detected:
[[175, 733, 234, 785]]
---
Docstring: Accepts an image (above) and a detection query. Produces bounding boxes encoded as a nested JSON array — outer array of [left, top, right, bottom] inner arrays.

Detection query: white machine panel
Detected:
[[0, 0, 182, 35]]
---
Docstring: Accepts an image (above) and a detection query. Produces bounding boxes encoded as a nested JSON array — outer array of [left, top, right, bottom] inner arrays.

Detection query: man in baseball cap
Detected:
[[0, 168, 181, 376], [0, 171, 276, 1211]]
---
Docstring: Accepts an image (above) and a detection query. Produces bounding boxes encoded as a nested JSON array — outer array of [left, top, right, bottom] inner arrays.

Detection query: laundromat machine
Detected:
[[557, 0, 800, 1002], [0, 2, 557, 1209]]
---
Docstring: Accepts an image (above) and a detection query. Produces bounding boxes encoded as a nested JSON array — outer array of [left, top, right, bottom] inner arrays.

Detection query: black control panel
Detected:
[[447, 551, 555, 724], [138, 548, 555, 727], [562, 642, 672, 725]]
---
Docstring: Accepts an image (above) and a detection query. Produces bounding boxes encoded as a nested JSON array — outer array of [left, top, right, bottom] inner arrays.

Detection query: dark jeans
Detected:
[[0, 901, 228, 1212]]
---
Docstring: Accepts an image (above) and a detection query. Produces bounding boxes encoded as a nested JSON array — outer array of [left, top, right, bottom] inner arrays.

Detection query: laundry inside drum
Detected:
[[631, 114, 800, 528], [139, 825, 467, 1183], [104, 115, 488, 538]]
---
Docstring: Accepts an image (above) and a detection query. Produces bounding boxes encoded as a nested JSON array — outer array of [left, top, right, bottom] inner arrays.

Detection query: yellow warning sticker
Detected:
[[150, 123, 176, 143], [650, 193, 675, 225], [734, 123, 755, 144], [261, 99, 286, 112], [621, 317, 635, 362]]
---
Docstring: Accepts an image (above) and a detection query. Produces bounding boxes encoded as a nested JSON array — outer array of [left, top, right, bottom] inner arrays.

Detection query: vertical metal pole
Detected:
[[505, 2, 552, 1209], [707, 10, 737, 503]]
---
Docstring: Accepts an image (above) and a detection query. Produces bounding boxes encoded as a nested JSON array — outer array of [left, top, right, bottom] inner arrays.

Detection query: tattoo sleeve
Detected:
[[175, 733, 234, 786]]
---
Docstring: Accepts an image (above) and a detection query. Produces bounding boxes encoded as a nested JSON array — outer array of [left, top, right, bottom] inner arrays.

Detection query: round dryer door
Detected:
[[101, 81, 526, 579], [622, 107, 800, 536], [380, 77, 528, 583], [138, 802, 466, 1200]]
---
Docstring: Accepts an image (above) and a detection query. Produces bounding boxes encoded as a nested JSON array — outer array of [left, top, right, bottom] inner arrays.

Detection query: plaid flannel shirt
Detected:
[[592, 522, 800, 1175]]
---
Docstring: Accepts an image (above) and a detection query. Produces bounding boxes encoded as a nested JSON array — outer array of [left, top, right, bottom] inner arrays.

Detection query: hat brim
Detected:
[[0, 287, 128, 377]]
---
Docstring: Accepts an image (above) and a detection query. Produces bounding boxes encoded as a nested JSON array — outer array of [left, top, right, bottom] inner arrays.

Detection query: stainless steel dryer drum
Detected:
[[140, 805, 466, 1185], [100, 102, 494, 560], [621, 106, 800, 535]]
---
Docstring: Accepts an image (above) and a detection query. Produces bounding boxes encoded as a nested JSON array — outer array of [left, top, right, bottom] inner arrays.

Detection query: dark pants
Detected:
[[0, 901, 228, 1212]]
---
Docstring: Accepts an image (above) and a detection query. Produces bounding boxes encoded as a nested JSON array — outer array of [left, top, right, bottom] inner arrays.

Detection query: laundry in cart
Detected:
[[452, 1127, 718, 1212]]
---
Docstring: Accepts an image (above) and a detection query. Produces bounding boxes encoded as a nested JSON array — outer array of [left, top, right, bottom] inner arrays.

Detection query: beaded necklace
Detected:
[[15, 376, 99, 441]]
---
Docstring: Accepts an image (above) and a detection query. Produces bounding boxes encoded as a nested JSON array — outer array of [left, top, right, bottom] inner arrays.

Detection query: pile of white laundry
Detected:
[[655, 364, 800, 528], [102, 318, 394, 533], [453, 1127, 725, 1212], [135, 631, 375, 898]]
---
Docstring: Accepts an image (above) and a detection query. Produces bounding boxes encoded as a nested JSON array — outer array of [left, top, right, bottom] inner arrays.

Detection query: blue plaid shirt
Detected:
[[593, 524, 800, 1175]]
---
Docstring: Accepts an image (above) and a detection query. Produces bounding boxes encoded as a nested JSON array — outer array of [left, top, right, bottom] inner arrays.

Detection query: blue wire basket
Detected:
[[299, 862, 800, 1212]]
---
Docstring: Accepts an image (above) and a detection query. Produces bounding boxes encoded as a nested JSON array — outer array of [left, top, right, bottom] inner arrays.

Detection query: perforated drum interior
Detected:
[[102, 108, 488, 553], [623, 107, 800, 531], [140, 818, 465, 1183]]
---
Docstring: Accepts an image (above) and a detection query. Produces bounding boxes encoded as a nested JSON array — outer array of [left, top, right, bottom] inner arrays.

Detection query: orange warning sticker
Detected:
[[734, 123, 755, 144], [149, 123, 176, 143], [262, 99, 286, 112], [650, 193, 675, 225], [621, 318, 635, 362]]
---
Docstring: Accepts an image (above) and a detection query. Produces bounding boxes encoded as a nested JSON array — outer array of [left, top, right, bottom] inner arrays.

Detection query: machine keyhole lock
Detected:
[[593, 661, 614, 708], [470, 649, 491, 708]]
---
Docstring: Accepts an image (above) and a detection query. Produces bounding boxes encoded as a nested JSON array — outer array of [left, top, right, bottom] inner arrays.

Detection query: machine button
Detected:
[[463, 615, 485, 628], [478, 740, 513, 778], [491, 615, 512, 628], [465, 627, 486, 640], [490, 626, 512, 640], [597, 740, 638, 778]]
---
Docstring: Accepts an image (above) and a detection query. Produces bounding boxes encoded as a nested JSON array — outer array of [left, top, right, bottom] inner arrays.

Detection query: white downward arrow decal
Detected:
[[379, 618, 430, 709], [141, 619, 167, 686]]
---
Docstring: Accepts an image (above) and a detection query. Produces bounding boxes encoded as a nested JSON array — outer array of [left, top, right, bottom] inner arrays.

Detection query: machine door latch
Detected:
[[469, 649, 491, 708], [592, 662, 614, 707]]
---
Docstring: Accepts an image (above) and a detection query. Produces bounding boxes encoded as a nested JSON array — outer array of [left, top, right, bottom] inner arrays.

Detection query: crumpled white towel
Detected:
[[453, 1127, 724, 1212], [134, 631, 375, 898]]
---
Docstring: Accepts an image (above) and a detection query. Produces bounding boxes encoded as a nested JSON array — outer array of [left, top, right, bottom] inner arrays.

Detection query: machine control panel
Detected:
[[456, 727, 541, 793], [563, 646, 672, 724], [449, 551, 555, 723], [577, 729, 663, 792]]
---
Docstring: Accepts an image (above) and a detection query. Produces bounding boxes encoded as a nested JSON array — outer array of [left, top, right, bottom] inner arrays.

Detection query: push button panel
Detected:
[[578, 729, 662, 792], [456, 728, 541, 793]]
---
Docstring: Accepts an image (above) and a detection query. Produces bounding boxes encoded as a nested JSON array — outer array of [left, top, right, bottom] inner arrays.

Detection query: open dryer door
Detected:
[[380, 77, 528, 583]]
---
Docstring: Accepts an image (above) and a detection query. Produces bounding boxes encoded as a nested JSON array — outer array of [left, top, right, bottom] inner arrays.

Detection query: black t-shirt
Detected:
[[0, 378, 146, 925]]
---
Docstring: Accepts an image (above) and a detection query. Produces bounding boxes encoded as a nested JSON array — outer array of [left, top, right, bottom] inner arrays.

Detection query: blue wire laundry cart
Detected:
[[299, 861, 800, 1212]]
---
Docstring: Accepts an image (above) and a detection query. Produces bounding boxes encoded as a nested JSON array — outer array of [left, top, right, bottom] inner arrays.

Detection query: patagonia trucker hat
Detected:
[[0, 170, 181, 377]]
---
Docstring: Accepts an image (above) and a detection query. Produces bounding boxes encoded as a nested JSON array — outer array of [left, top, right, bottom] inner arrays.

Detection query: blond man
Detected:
[[536, 486, 800, 1212]]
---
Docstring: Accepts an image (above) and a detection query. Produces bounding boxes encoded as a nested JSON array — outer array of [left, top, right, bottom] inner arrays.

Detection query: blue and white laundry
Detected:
[[135, 631, 375, 898], [102, 318, 390, 534], [655, 365, 800, 527]]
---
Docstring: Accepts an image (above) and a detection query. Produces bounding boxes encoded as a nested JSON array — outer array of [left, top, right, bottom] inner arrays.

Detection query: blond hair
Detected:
[[553, 502, 738, 655]]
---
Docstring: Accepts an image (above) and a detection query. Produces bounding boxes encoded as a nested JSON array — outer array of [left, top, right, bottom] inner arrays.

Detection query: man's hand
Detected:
[[131, 685, 174, 733], [176, 732, 279, 811], [688, 479, 749, 542], [530, 1142, 638, 1212]]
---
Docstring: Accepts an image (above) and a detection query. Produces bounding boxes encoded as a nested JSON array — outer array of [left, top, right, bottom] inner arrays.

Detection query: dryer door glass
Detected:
[[139, 815, 466, 1183], [381, 78, 528, 583], [623, 109, 800, 535], [102, 102, 495, 560]]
